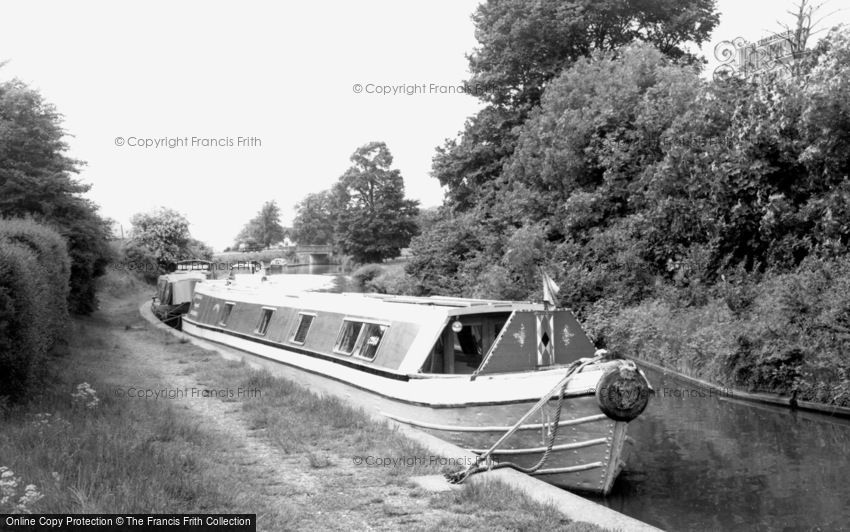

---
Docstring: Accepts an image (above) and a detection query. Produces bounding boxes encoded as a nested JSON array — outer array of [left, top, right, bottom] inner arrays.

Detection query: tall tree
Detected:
[[335, 142, 419, 263], [434, 0, 720, 211], [292, 190, 337, 245], [0, 78, 111, 314], [236, 200, 286, 249]]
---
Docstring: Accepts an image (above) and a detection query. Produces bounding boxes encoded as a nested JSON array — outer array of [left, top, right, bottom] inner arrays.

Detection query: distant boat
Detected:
[[173, 275, 652, 494], [151, 270, 207, 329], [170, 259, 214, 277]]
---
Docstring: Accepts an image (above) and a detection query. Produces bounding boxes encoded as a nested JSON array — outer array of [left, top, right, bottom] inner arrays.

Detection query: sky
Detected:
[[1, 0, 848, 251]]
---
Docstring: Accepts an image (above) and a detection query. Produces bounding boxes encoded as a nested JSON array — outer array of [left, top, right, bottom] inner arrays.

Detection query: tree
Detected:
[[236, 200, 286, 249], [128, 207, 192, 268], [0, 78, 112, 314], [434, 0, 720, 211], [186, 238, 214, 261], [334, 142, 419, 263], [292, 190, 337, 245]]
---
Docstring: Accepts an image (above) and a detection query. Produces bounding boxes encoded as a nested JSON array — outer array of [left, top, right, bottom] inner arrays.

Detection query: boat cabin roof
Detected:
[[173, 259, 212, 272], [189, 277, 595, 376], [196, 279, 542, 320], [158, 271, 208, 284]]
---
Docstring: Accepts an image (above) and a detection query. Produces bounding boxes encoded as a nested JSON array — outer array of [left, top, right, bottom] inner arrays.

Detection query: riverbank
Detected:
[[584, 268, 850, 412], [0, 272, 613, 531], [634, 357, 850, 418]]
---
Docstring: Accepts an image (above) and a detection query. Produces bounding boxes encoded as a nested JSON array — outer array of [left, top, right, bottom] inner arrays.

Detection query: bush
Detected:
[[587, 256, 850, 406], [120, 241, 163, 284], [350, 264, 385, 292], [589, 298, 738, 378], [364, 266, 416, 295], [0, 219, 72, 401], [0, 242, 49, 399], [0, 219, 71, 343]]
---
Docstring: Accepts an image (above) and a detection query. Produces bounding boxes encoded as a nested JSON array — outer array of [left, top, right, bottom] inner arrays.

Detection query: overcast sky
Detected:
[[1, 1, 848, 250]]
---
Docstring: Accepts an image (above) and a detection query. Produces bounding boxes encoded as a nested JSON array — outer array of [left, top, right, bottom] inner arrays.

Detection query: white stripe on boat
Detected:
[[469, 437, 609, 455], [532, 462, 606, 475], [381, 412, 608, 432]]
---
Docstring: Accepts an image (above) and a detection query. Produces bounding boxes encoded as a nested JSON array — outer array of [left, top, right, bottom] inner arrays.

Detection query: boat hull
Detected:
[[152, 301, 190, 329], [182, 317, 632, 494]]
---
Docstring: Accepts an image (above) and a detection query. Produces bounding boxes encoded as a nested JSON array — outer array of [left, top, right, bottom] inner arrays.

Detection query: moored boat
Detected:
[[152, 265, 209, 329], [177, 276, 651, 494]]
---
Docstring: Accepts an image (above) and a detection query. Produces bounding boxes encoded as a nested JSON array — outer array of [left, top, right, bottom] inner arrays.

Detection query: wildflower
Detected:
[[0, 467, 42, 514], [29, 413, 52, 428], [71, 382, 100, 409], [15, 484, 43, 513]]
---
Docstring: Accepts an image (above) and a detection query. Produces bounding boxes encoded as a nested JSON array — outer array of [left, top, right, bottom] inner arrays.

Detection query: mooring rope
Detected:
[[446, 354, 603, 484]]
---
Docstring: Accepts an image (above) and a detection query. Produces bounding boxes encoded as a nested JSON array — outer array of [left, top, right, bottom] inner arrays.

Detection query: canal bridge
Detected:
[[292, 244, 334, 265]]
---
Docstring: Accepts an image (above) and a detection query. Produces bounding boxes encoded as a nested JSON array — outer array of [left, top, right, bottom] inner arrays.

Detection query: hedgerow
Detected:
[[0, 219, 71, 344], [0, 219, 70, 400]]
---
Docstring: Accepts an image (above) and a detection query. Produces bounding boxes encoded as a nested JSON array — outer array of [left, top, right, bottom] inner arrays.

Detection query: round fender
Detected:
[[595, 365, 651, 422]]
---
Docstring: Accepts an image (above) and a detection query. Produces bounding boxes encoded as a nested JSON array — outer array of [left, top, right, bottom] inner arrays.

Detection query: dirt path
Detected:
[[96, 293, 468, 531]]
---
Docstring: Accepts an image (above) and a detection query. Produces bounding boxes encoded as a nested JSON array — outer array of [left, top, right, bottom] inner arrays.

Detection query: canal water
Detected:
[[275, 266, 850, 532]]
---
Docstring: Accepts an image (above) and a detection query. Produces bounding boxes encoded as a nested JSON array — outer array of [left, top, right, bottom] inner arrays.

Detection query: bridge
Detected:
[[292, 244, 334, 265]]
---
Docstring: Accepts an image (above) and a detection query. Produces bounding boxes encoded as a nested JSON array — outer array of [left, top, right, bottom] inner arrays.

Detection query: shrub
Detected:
[[0, 219, 72, 401], [120, 241, 163, 284], [350, 264, 385, 292], [0, 242, 49, 400], [364, 266, 415, 295], [0, 219, 71, 343], [587, 256, 850, 406], [588, 297, 738, 380]]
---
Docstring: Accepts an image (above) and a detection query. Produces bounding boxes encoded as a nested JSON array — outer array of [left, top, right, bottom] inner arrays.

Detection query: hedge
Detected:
[[0, 219, 71, 344], [0, 219, 70, 400]]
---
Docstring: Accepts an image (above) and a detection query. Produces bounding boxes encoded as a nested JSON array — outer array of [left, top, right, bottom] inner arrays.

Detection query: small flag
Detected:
[[540, 268, 560, 307]]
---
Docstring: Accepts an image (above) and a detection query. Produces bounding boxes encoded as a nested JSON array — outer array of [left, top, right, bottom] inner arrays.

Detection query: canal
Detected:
[[278, 266, 850, 532]]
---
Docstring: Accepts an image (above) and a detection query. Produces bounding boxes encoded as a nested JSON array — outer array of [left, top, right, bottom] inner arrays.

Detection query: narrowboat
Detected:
[[152, 269, 208, 329], [178, 276, 651, 494]]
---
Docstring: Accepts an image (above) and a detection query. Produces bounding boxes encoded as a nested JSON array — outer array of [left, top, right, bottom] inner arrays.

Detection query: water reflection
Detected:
[[592, 367, 850, 532], [273, 269, 850, 531]]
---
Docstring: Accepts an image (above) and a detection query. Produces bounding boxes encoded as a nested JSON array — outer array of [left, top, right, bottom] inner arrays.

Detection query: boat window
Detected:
[[163, 284, 173, 305], [219, 302, 235, 327], [334, 320, 364, 355], [353, 323, 388, 360], [420, 312, 512, 374], [290, 313, 315, 344], [255, 307, 275, 335]]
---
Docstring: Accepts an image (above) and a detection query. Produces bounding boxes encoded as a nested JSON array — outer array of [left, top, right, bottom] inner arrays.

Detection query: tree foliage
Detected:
[[293, 191, 337, 245], [0, 219, 70, 400], [236, 200, 286, 249], [466, 0, 719, 110], [0, 79, 111, 314], [433, 0, 720, 211], [333, 142, 419, 263], [128, 208, 191, 266], [126, 207, 212, 275]]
